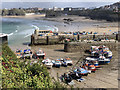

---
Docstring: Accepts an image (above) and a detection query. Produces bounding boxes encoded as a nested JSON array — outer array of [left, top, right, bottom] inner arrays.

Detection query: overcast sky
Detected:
[[1, 0, 120, 2]]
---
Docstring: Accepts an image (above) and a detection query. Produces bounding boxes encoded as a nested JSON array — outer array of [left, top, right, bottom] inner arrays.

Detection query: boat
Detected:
[[86, 55, 110, 65], [61, 73, 73, 84], [52, 60, 61, 68], [85, 58, 100, 68], [64, 57, 73, 66], [22, 49, 33, 59], [73, 67, 89, 76], [33, 49, 46, 59], [42, 58, 53, 69], [15, 49, 23, 59], [83, 63, 96, 73], [98, 56, 110, 65], [104, 51, 112, 59]]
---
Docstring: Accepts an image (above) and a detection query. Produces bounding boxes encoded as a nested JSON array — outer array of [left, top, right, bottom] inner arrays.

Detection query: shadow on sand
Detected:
[[54, 49, 64, 52], [23, 42, 31, 46]]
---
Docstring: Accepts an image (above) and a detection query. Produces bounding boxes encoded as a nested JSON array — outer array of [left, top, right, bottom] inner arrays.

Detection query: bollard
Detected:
[[46, 36, 49, 45], [93, 34, 95, 40]]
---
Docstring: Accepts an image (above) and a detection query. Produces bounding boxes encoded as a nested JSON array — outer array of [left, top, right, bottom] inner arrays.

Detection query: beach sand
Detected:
[[2, 15, 118, 34], [31, 44, 118, 88]]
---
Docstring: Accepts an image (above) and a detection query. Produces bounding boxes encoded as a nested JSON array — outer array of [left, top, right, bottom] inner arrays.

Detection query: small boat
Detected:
[[15, 49, 23, 59], [22, 49, 33, 59], [98, 56, 110, 65], [82, 62, 96, 73], [64, 58, 73, 66], [86, 56, 98, 61], [42, 58, 53, 69], [73, 67, 89, 76], [85, 58, 100, 68], [61, 73, 73, 84], [33, 49, 46, 59], [105, 51, 112, 59], [52, 60, 61, 68]]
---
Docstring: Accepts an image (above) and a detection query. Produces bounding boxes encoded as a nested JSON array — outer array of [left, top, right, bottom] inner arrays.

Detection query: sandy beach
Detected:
[[42, 15, 118, 34], [2, 14, 45, 19], [2, 15, 118, 35]]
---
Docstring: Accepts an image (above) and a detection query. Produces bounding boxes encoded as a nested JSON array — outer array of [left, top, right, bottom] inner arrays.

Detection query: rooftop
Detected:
[[0, 33, 8, 38]]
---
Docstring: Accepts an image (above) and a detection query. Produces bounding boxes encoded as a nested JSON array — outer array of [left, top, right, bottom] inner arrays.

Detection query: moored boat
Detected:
[[42, 58, 53, 69]]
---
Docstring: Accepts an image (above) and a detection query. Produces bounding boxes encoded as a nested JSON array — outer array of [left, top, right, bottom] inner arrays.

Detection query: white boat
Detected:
[[86, 56, 98, 61], [64, 58, 73, 65], [98, 56, 110, 65], [42, 58, 53, 69], [34, 49, 45, 59]]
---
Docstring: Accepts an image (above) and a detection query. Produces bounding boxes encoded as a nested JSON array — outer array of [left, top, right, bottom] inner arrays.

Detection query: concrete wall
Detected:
[[64, 41, 118, 52]]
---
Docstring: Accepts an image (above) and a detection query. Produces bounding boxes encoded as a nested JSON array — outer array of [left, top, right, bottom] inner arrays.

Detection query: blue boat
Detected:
[[98, 56, 110, 65], [74, 68, 89, 76], [52, 60, 61, 68]]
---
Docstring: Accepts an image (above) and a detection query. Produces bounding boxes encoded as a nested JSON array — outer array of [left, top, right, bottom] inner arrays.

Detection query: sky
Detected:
[[1, 0, 120, 9], [1, 0, 120, 2]]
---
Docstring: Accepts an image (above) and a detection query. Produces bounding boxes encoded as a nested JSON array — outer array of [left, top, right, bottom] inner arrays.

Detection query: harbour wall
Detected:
[[31, 34, 119, 45], [31, 34, 64, 45], [0, 35, 8, 44], [64, 42, 118, 52]]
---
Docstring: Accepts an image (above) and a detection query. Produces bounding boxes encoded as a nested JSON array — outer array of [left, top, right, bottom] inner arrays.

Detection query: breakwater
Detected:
[[31, 34, 65, 45], [31, 33, 118, 45], [64, 41, 118, 52]]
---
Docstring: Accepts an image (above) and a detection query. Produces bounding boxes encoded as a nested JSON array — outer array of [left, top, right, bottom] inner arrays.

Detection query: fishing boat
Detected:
[[73, 67, 89, 76], [52, 60, 61, 68], [83, 63, 96, 73], [22, 49, 33, 59], [15, 49, 23, 59], [85, 58, 100, 68], [104, 51, 112, 59], [42, 58, 53, 69], [64, 57, 73, 65], [33, 49, 45, 59], [98, 56, 110, 65]]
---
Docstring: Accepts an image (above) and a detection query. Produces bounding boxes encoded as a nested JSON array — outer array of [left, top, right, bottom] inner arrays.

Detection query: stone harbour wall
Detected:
[[31, 34, 60, 45], [64, 41, 118, 52]]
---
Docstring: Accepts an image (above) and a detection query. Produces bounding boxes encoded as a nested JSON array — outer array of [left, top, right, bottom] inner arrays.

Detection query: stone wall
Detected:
[[31, 34, 60, 45], [79, 34, 117, 40], [64, 41, 118, 52], [0, 35, 8, 44]]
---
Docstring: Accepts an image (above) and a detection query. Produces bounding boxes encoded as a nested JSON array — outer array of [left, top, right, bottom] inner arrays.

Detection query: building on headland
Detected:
[[71, 7, 86, 11], [53, 7, 64, 11], [25, 13, 35, 15], [99, 2, 120, 12], [0, 33, 8, 44], [64, 7, 72, 11]]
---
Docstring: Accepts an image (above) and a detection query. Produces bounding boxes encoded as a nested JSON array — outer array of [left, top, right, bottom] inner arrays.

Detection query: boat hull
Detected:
[[99, 61, 110, 65]]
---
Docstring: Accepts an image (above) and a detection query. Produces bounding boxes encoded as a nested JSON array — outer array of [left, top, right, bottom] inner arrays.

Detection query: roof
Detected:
[[0, 33, 8, 38]]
